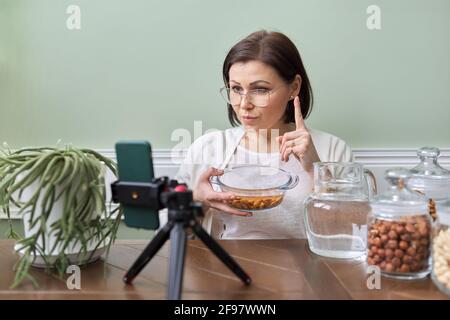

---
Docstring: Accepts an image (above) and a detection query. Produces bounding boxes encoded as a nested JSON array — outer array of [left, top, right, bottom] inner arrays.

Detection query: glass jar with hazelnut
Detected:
[[431, 199, 450, 296], [368, 168, 432, 280]]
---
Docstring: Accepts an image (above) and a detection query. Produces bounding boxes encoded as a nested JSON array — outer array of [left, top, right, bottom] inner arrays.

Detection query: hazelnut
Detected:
[[373, 237, 381, 247], [400, 264, 411, 273], [419, 228, 429, 237], [399, 240, 408, 250], [377, 249, 385, 258], [395, 224, 405, 234], [380, 234, 389, 244], [406, 246, 416, 256], [373, 255, 381, 264], [412, 231, 421, 240], [413, 253, 423, 262], [392, 257, 401, 268], [387, 240, 398, 249], [417, 219, 428, 232], [385, 263, 394, 272], [410, 261, 420, 272], [395, 249, 404, 259], [400, 233, 411, 242], [385, 248, 394, 259], [388, 230, 398, 240], [406, 223, 415, 233], [402, 255, 413, 265]]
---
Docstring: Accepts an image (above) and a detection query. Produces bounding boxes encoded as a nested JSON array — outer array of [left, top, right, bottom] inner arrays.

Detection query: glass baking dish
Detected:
[[210, 165, 299, 211]]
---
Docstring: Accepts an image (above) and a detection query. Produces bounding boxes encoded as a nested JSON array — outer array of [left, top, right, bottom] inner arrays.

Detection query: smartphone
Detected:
[[115, 141, 160, 230]]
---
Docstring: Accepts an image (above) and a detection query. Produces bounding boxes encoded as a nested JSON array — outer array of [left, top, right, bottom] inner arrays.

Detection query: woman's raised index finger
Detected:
[[294, 96, 306, 130]]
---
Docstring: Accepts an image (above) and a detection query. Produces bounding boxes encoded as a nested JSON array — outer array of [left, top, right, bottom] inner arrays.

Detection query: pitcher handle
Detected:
[[363, 168, 377, 199]]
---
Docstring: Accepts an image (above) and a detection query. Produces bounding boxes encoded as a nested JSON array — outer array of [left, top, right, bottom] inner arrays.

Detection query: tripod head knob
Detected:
[[173, 185, 187, 192], [161, 181, 204, 220], [161, 187, 192, 210]]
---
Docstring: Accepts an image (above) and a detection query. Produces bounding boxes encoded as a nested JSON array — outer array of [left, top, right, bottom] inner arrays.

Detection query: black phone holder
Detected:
[[111, 177, 251, 300]]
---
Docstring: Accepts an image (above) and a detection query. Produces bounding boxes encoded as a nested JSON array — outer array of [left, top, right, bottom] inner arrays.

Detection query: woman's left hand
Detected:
[[277, 96, 321, 176]]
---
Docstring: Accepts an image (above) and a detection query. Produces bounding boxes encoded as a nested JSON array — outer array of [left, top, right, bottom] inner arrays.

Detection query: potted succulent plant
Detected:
[[0, 143, 122, 288]]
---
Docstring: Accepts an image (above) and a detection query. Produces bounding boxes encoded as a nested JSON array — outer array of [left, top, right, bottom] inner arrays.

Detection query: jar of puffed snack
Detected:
[[431, 199, 450, 296]]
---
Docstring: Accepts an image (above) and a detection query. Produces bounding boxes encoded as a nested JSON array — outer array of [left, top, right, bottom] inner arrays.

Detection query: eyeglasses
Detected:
[[220, 85, 283, 108]]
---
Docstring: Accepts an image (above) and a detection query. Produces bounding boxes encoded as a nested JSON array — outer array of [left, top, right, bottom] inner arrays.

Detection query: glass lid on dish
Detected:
[[216, 165, 297, 191]]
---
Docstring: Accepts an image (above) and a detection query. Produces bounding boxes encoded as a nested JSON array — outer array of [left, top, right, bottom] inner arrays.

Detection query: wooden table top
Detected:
[[0, 239, 448, 300]]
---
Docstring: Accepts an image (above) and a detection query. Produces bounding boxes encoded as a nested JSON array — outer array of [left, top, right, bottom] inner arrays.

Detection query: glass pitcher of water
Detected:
[[304, 162, 377, 259]]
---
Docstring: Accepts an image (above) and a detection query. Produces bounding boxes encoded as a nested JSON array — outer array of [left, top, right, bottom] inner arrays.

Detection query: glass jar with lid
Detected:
[[368, 168, 432, 280], [408, 147, 450, 221], [431, 199, 450, 296]]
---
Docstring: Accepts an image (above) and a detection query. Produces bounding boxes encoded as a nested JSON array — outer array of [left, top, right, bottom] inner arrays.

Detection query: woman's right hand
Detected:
[[193, 167, 252, 217]]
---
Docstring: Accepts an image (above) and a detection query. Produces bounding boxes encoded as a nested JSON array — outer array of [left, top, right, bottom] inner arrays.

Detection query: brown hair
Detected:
[[222, 30, 313, 127]]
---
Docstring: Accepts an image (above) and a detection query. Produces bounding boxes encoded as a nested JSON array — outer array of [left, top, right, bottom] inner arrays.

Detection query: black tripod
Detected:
[[119, 183, 252, 300]]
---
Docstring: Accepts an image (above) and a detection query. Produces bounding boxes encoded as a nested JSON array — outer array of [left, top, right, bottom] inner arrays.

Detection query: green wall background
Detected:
[[1, 0, 449, 150]]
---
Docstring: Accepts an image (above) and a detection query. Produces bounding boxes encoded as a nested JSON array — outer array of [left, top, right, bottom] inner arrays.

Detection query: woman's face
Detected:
[[228, 60, 299, 131]]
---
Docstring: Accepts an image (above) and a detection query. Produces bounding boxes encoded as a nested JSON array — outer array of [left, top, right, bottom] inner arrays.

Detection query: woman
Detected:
[[175, 30, 353, 239]]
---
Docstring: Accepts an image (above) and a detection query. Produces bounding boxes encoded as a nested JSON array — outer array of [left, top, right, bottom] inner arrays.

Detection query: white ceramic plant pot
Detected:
[[16, 174, 108, 267]]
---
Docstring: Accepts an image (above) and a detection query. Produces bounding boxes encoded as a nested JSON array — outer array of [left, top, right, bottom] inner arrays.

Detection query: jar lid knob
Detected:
[[417, 146, 440, 159]]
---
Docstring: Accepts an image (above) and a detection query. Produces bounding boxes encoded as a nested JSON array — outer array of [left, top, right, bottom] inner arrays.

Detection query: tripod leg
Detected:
[[167, 223, 187, 300], [123, 221, 174, 284], [192, 222, 252, 285]]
